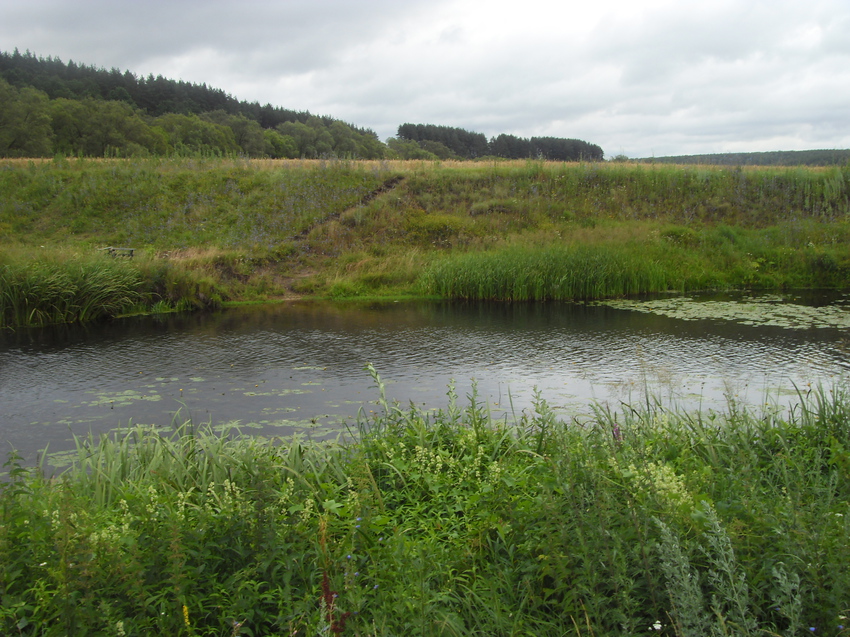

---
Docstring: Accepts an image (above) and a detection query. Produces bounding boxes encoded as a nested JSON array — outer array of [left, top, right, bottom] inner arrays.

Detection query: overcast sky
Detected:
[[2, 0, 849, 158]]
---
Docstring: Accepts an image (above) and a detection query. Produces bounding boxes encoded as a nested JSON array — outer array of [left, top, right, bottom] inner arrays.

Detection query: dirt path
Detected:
[[292, 175, 404, 240]]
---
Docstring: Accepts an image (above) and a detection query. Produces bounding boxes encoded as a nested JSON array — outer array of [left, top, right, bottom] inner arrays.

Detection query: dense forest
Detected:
[[0, 49, 604, 161], [395, 123, 604, 161], [0, 50, 385, 159], [638, 149, 850, 166]]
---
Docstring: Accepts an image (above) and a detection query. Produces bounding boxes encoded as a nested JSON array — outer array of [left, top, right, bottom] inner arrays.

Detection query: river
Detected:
[[1, 295, 848, 466]]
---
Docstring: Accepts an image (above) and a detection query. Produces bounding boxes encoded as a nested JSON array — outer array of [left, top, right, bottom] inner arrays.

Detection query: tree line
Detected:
[[0, 49, 604, 161], [396, 123, 604, 161], [0, 50, 385, 159]]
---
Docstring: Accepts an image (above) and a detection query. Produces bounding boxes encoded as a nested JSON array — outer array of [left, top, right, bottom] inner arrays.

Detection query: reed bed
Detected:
[[0, 255, 143, 327], [0, 250, 234, 327], [2, 368, 849, 635], [422, 245, 676, 300]]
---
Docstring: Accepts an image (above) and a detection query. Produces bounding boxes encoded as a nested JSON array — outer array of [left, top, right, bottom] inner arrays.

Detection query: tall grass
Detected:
[[0, 250, 235, 328], [419, 220, 850, 301], [2, 369, 850, 635], [0, 158, 395, 250], [422, 244, 676, 300], [402, 161, 850, 225], [0, 255, 143, 327]]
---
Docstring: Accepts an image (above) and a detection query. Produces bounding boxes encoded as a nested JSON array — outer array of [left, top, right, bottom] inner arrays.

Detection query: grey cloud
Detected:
[[0, 0, 442, 76], [2, 0, 849, 157]]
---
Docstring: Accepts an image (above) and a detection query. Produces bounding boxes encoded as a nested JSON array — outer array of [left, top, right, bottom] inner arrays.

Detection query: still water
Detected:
[[1, 298, 848, 464]]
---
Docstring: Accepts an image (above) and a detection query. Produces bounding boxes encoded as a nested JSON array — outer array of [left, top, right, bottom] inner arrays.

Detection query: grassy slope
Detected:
[[1, 157, 850, 324]]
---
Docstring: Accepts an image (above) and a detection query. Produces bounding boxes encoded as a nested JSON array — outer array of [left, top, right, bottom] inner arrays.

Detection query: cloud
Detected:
[[1, 0, 849, 157]]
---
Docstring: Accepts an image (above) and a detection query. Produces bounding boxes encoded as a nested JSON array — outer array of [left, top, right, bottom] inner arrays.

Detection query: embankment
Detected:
[[2, 158, 849, 325]]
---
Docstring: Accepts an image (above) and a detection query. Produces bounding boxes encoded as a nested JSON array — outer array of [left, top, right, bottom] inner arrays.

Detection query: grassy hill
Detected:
[[2, 157, 850, 326]]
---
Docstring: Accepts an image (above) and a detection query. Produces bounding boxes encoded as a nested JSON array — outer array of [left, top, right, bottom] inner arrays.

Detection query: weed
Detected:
[[2, 374, 849, 633]]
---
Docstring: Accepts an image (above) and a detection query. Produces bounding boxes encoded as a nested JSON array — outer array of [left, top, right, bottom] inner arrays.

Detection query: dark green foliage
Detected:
[[398, 123, 490, 158], [490, 133, 604, 161], [397, 123, 604, 161], [277, 118, 384, 159], [0, 49, 386, 159], [0, 79, 53, 157], [386, 137, 440, 160], [50, 97, 168, 157], [152, 113, 241, 157], [0, 49, 307, 129]]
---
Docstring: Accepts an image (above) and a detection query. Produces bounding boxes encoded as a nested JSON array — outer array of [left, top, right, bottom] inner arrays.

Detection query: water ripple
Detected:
[[1, 299, 847, 461]]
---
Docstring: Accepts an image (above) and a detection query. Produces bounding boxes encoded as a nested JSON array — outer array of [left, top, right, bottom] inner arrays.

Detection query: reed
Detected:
[[422, 244, 675, 300], [0, 255, 143, 327]]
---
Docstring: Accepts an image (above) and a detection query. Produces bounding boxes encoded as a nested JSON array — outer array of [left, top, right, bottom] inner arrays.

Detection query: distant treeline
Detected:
[[396, 123, 604, 161], [640, 149, 850, 167], [0, 48, 603, 161]]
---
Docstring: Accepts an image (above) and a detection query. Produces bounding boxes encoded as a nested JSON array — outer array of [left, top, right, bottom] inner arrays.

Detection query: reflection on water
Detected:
[[1, 298, 848, 463]]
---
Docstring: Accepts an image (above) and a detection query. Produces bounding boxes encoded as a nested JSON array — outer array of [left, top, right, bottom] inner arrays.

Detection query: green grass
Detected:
[[2, 158, 850, 319], [0, 249, 232, 327], [0, 158, 392, 250], [419, 221, 850, 300], [2, 368, 850, 635], [421, 243, 673, 300], [0, 253, 143, 327]]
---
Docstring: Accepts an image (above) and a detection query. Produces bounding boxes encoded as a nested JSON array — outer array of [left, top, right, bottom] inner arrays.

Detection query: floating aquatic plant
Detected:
[[603, 295, 850, 329]]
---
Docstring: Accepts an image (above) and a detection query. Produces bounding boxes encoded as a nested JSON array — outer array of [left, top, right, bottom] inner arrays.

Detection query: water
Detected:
[[1, 298, 848, 465]]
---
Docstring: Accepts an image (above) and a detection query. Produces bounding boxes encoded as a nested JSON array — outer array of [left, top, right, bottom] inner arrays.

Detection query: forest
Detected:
[[0, 49, 603, 161], [395, 123, 604, 161]]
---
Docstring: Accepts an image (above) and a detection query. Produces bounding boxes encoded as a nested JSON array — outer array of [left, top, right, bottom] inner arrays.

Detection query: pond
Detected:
[[2, 294, 849, 466]]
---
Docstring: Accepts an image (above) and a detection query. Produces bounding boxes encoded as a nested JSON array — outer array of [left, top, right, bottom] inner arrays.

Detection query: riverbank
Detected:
[[1, 370, 848, 635], [2, 158, 849, 326]]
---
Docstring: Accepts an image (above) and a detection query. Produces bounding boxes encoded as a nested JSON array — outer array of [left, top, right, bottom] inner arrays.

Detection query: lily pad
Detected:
[[243, 389, 311, 397], [81, 390, 163, 407], [602, 297, 850, 330]]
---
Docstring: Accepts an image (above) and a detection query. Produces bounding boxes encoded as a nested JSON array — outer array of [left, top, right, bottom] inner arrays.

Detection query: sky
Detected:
[[1, 0, 849, 159]]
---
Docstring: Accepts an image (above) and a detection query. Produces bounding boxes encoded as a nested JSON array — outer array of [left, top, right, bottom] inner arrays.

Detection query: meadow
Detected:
[[1, 368, 849, 635], [1, 157, 849, 325]]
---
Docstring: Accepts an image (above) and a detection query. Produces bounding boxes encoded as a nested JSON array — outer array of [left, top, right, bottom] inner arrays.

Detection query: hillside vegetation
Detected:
[[1, 157, 850, 326]]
